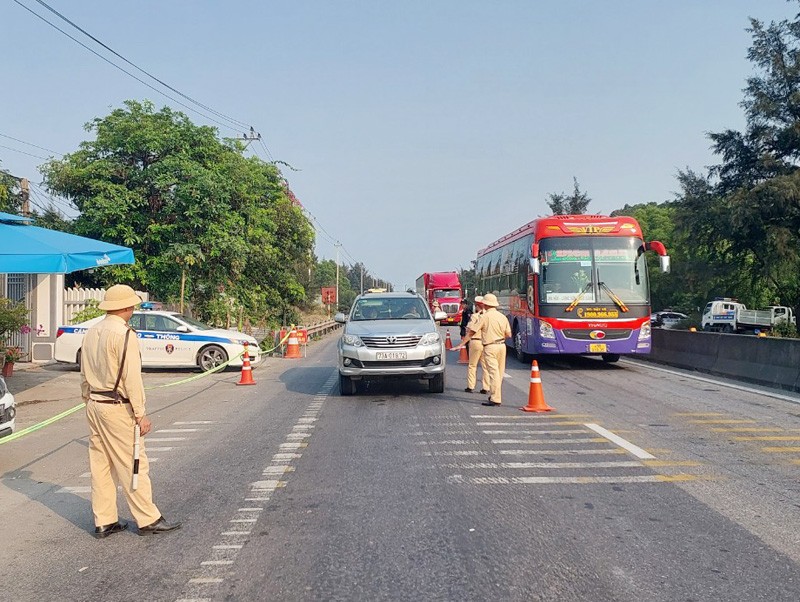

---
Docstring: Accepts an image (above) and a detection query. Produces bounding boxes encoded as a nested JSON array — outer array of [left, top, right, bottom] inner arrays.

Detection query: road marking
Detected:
[[688, 419, 757, 425], [174, 421, 214, 425], [499, 448, 626, 456], [188, 578, 224, 584], [492, 437, 607, 444], [59, 486, 91, 493], [80, 472, 91, 478], [146, 446, 175, 451], [251, 480, 285, 490], [711, 427, 784, 432], [443, 461, 643, 469], [221, 531, 251, 536], [477, 421, 583, 426], [584, 424, 656, 459], [468, 475, 698, 484], [230, 519, 257, 523], [734, 436, 800, 441], [482, 429, 587, 435], [145, 437, 187, 442], [238, 508, 262, 512], [641, 460, 702, 467], [201, 561, 234, 566], [263, 466, 294, 475], [213, 544, 243, 549], [673, 412, 725, 416], [279, 442, 307, 450], [762, 446, 800, 452], [272, 453, 302, 460], [471, 414, 592, 419], [157, 429, 202, 433]]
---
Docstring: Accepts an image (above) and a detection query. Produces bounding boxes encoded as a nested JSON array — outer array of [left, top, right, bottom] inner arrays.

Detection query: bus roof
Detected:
[[477, 214, 644, 257]]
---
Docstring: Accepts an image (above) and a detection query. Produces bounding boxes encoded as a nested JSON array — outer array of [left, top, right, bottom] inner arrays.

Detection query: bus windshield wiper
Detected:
[[598, 282, 629, 312], [565, 282, 593, 312]]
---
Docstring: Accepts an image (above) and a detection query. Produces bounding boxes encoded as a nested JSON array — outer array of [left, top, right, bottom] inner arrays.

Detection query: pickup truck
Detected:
[[701, 298, 795, 333]]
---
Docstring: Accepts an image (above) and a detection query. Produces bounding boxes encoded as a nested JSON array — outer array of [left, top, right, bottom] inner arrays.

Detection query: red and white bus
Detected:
[[475, 214, 669, 363]]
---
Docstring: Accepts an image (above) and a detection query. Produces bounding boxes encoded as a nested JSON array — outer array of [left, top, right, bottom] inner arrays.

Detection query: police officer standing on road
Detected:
[[82, 284, 181, 538], [456, 296, 490, 394], [453, 293, 510, 406]]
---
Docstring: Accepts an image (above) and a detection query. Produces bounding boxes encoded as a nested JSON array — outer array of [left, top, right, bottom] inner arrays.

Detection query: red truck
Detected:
[[415, 272, 463, 326]]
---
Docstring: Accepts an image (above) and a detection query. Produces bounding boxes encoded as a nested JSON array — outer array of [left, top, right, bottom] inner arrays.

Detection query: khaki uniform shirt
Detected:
[[80, 314, 146, 419], [475, 307, 511, 345], [466, 310, 484, 335]]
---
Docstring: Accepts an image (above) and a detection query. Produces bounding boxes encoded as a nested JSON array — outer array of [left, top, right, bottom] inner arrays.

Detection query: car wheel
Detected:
[[76, 349, 82, 372], [601, 353, 620, 363], [340, 374, 357, 396], [197, 345, 228, 372], [428, 372, 445, 393], [514, 326, 531, 364]]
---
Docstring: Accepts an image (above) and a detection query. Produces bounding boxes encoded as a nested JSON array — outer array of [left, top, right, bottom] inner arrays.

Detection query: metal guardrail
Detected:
[[303, 320, 341, 340]]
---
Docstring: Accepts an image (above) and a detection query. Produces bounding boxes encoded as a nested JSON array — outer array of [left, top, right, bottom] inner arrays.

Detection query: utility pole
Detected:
[[20, 178, 30, 216], [360, 265, 364, 295], [335, 242, 342, 312], [238, 127, 261, 149]]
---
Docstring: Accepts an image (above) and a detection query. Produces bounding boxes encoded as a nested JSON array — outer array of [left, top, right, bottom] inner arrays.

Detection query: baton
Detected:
[[132, 424, 141, 491]]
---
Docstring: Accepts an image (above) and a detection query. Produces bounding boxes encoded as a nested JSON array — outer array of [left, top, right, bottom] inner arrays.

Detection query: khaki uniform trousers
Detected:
[[86, 400, 161, 527], [467, 340, 489, 391], [482, 342, 507, 404]]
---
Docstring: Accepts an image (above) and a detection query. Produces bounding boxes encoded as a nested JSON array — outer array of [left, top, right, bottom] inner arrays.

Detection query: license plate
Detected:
[[376, 351, 407, 360], [589, 343, 607, 353]]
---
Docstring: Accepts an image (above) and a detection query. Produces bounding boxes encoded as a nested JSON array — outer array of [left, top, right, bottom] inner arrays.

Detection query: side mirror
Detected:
[[176, 325, 190, 333], [433, 311, 448, 321], [660, 255, 671, 274], [529, 257, 540, 275], [334, 312, 347, 323]]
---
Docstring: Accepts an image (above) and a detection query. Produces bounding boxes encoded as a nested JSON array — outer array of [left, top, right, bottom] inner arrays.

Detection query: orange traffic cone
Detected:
[[237, 342, 256, 386], [285, 327, 302, 359], [520, 360, 553, 412], [457, 344, 469, 364], [445, 331, 453, 350]]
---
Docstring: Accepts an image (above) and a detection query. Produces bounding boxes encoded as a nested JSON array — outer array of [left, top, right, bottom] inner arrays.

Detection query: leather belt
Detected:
[[484, 339, 506, 345], [91, 391, 131, 404]]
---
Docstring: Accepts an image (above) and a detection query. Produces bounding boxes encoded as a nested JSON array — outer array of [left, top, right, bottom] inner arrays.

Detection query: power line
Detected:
[[32, 0, 252, 131], [0, 132, 62, 156], [0, 143, 49, 160], [10, 0, 242, 132]]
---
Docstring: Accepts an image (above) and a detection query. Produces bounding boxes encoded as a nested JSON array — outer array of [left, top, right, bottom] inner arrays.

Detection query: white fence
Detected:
[[64, 288, 149, 325]]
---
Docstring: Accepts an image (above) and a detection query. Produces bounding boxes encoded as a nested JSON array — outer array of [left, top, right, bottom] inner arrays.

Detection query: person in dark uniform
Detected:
[[459, 298, 472, 340]]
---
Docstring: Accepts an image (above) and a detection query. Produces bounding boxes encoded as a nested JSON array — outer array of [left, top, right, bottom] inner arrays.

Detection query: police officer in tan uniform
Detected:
[[456, 296, 490, 393], [82, 284, 180, 537], [455, 293, 510, 406]]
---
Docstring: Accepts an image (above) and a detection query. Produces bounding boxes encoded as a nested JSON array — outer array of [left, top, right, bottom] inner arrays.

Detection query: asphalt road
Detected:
[[1, 333, 800, 601]]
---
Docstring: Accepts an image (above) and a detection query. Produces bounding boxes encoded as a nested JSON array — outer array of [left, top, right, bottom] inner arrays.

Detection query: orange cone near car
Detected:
[[285, 327, 302, 359], [445, 331, 453, 350], [521, 360, 553, 412], [237, 342, 256, 386]]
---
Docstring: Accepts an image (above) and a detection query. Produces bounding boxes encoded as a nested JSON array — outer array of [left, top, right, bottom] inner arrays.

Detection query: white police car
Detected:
[[0, 376, 15, 438], [55, 310, 262, 371]]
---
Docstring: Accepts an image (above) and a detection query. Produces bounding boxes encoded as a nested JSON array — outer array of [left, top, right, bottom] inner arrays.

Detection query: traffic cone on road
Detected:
[[520, 360, 553, 412], [457, 344, 469, 364], [445, 331, 453, 350], [285, 327, 302, 359], [237, 342, 256, 386]]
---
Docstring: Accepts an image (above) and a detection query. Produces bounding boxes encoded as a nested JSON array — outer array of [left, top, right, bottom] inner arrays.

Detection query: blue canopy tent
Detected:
[[0, 212, 134, 274]]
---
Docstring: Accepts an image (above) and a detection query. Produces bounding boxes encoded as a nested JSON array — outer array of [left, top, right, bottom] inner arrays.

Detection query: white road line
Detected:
[[263, 466, 293, 475], [230, 519, 257, 523], [285, 433, 310, 440], [145, 437, 187, 442], [221, 531, 251, 536], [59, 486, 91, 493], [470, 475, 670, 484], [201, 561, 234, 566], [174, 421, 214, 425], [272, 453, 302, 460], [244, 497, 271, 501], [492, 438, 604, 444], [188, 578, 224, 584], [80, 472, 91, 478], [213, 545, 243, 549], [482, 429, 587, 435], [416, 440, 481, 445], [443, 461, 644, 469], [584, 423, 656, 459], [176, 598, 211, 602], [499, 449, 625, 456], [146, 446, 174, 451], [279, 442, 306, 450]]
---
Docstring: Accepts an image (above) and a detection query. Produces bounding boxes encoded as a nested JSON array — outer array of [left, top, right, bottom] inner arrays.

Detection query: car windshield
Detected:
[[352, 298, 430, 320], [174, 315, 213, 330]]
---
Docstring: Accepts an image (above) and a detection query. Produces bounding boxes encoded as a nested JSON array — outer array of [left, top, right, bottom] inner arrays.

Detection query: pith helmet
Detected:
[[481, 293, 499, 307], [98, 285, 142, 311]]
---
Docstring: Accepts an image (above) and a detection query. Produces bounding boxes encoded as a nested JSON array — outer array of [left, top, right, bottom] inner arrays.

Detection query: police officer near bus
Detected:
[[82, 284, 181, 537], [458, 296, 490, 394], [453, 293, 510, 406]]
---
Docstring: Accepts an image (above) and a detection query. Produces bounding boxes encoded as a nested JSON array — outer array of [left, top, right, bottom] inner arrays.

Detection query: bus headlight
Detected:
[[639, 322, 651, 339], [539, 320, 555, 339]]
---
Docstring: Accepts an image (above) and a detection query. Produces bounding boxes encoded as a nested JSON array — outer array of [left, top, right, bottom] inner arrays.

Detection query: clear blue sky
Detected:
[[1, 0, 796, 291]]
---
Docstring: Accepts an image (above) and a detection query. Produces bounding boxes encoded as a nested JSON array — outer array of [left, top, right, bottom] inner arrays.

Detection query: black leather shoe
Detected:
[[479, 389, 489, 394], [481, 400, 501, 407], [464, 387, 473, 392], [94, 520, 128, 539], [138, 516, 181, 536]]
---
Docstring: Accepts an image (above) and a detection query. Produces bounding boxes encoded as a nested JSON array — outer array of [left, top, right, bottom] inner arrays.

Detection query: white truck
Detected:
[[701, 298, 795, 333]]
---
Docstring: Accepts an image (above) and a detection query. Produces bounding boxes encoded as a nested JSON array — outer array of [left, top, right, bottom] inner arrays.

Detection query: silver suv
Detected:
[[334, 292, 447, 395]]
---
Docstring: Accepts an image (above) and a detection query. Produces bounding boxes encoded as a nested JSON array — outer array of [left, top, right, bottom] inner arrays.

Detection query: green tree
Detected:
[[0, 170, 21, 213], [41, 100, 314, 326], [546, 177, 591, 215]]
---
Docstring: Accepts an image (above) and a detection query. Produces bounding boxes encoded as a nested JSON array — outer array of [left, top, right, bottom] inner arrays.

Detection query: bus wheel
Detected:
[[514, 328, 531, 364], [602, 353, 620, 363]]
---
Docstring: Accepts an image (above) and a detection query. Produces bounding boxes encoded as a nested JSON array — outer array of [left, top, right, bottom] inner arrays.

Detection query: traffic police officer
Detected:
[[457, 296, 490, 393], [82, 284, 180, 537], [455, 293, 510, 406]]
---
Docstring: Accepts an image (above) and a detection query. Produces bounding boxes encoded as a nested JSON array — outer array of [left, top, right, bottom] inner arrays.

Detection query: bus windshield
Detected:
[[538, 237, 649, 305]]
